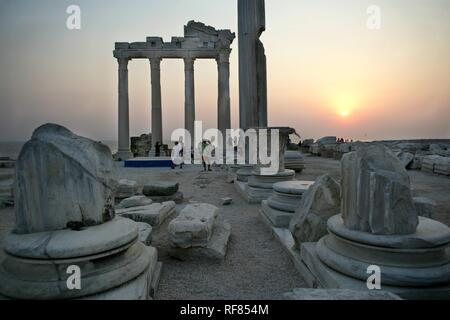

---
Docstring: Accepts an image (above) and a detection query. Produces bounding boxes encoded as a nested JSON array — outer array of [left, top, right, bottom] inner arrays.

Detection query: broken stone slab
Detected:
[[117, 195, 153, 209], [142, 181, 179, 196], [168, 203, 218, 249], [169, 221, 231, 262], [221, 197, 233, 206], [147, 191, 184, 204], [341, 144, 418, 235], [14, 123, 116, 234], [116, 201, 176, 227], [289, 175, 340, 247], [115, 179, 139, 200], [413, 197, 436, 219], [397, 152, 414, 169], [137, 222, 153, 246], [284, 288, 401, 300]]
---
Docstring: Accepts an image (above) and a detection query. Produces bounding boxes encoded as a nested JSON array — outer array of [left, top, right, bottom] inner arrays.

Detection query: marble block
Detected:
[[341, 144, 418, 235], [260, 200, 293, 228], [117, 195, 153, 209], [143, 182, 179, 196], [169, 221, 231, 262], [116, 201, 176, 227], [290, 175, 340, 246], [116, 179, 139, 200], [168, 203, 218, 249]]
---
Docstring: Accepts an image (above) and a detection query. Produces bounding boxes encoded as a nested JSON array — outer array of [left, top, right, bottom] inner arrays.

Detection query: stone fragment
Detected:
[[341, 144, 418, 235], [317, 136, 337, 145], [169, 221, 231, 262], [143, 181, 179, 196], [117, 195, 152, 209], [137, 222, 153, 246], [147, 191, 184, 204], [115, 179, 139, 199], [397, 152, 414, 169], [14, 124, 115, 234], [289, 175, 340, 247], [116, 201, 176, 227], [168, 203, 218, 249], [221, 197, 233, 206], [413, 197, 436, 219]]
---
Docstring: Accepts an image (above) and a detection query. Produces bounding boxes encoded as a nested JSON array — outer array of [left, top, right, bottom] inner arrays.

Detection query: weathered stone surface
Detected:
[[413, 197, 436, 219], [147, 191, 184, 204], [137, 222, 153, 246], [397, 152, 414, 169], [317, 136, 337, 145], [168, 203, 218, 249], [341, 144, 418, 235], [290, 175, 340, 247], [169, 221, 231, 262], [117, 201, 176, 227], [115, 179, 139, 199], [143, 181, 179, 196], [117, 195, 153, 209], [221, 197, 233, 206], [284, 288, 401, 300], [14, 124, 115, 234]]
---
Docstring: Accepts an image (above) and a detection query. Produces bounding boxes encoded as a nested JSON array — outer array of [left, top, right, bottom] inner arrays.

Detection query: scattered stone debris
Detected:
[[221, 197, 233, 206], [168, 203, 231, 262], [115, 179, 139, 200], [116, 201, 176, 227]]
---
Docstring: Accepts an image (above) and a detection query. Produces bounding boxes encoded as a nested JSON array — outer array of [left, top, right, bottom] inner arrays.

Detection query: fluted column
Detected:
[[150, 58, 163, 151], [184, 57, 196, 144], [217, 50, 231, 138], [116, 58, 133, 160]]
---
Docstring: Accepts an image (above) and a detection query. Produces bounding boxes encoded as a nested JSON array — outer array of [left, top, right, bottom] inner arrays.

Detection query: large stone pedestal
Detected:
[[0, 124, 162, 300], [315, 215, 450, 288], [0, 217, 161, 300], [260, 180, 314, 228]]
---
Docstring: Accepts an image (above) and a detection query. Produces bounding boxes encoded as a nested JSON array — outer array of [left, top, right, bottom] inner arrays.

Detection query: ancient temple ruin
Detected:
[[113, 21, 235, 160]]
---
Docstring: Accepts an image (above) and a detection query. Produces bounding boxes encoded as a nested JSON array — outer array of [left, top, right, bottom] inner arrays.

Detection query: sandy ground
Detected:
[[0, 155, 449, 300]]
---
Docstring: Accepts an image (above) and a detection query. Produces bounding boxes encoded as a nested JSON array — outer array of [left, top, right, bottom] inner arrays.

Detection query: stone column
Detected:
[[150, 58, 163, 153], [117, 58, 133, 160], [184, 57, 196, 145], [238, 0, 268, 130], [217, 50, 231, 144]]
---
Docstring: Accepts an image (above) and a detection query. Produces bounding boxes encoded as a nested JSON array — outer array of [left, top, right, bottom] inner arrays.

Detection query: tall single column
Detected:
[[238, 0, 268, 130], [116, 58, 133, 160], [150, 58, 163, 153], [184, 57, 196, 145], [217, 50, 232, 138]]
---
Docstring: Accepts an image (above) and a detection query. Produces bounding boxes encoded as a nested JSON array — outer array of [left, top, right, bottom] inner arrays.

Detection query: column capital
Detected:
[[149, 57, 162, 70], [217, 50, 231, 64], [117, 58, 130, 70], [184, 57, 195, 71]]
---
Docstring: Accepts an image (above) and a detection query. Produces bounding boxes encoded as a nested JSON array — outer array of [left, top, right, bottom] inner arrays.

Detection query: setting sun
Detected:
[[335, 93, 358, 118]]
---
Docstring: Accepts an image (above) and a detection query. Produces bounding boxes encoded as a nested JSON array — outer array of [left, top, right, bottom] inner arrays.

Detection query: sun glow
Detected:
[[335, 93, 357, 118]]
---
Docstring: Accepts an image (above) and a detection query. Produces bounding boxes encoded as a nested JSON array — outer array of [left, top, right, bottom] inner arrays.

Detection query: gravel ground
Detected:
[[1, 155, 449, 300]]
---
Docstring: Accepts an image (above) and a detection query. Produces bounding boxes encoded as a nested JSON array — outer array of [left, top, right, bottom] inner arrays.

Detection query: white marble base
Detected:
[[300, 242, 450, 300], [260, 200, 293, 228]]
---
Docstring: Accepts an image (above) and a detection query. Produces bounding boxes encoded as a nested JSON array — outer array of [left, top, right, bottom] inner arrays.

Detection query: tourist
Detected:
[[202, 140, 213, 172], [171, 141, 184, 169]]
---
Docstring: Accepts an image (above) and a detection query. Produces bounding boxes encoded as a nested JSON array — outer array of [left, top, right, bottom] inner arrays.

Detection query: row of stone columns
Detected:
[[116, 54, 231, 160]]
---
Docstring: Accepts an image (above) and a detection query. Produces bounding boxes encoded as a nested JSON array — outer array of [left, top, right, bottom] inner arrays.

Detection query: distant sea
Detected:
[[0, 141, 118, 159]]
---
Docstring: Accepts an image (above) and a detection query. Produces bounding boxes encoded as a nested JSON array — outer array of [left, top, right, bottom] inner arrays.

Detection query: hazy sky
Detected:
[[1, 0, 449, 142]]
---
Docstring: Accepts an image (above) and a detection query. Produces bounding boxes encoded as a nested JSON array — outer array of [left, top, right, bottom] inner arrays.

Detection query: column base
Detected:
[[114, 150, 133, 161]]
